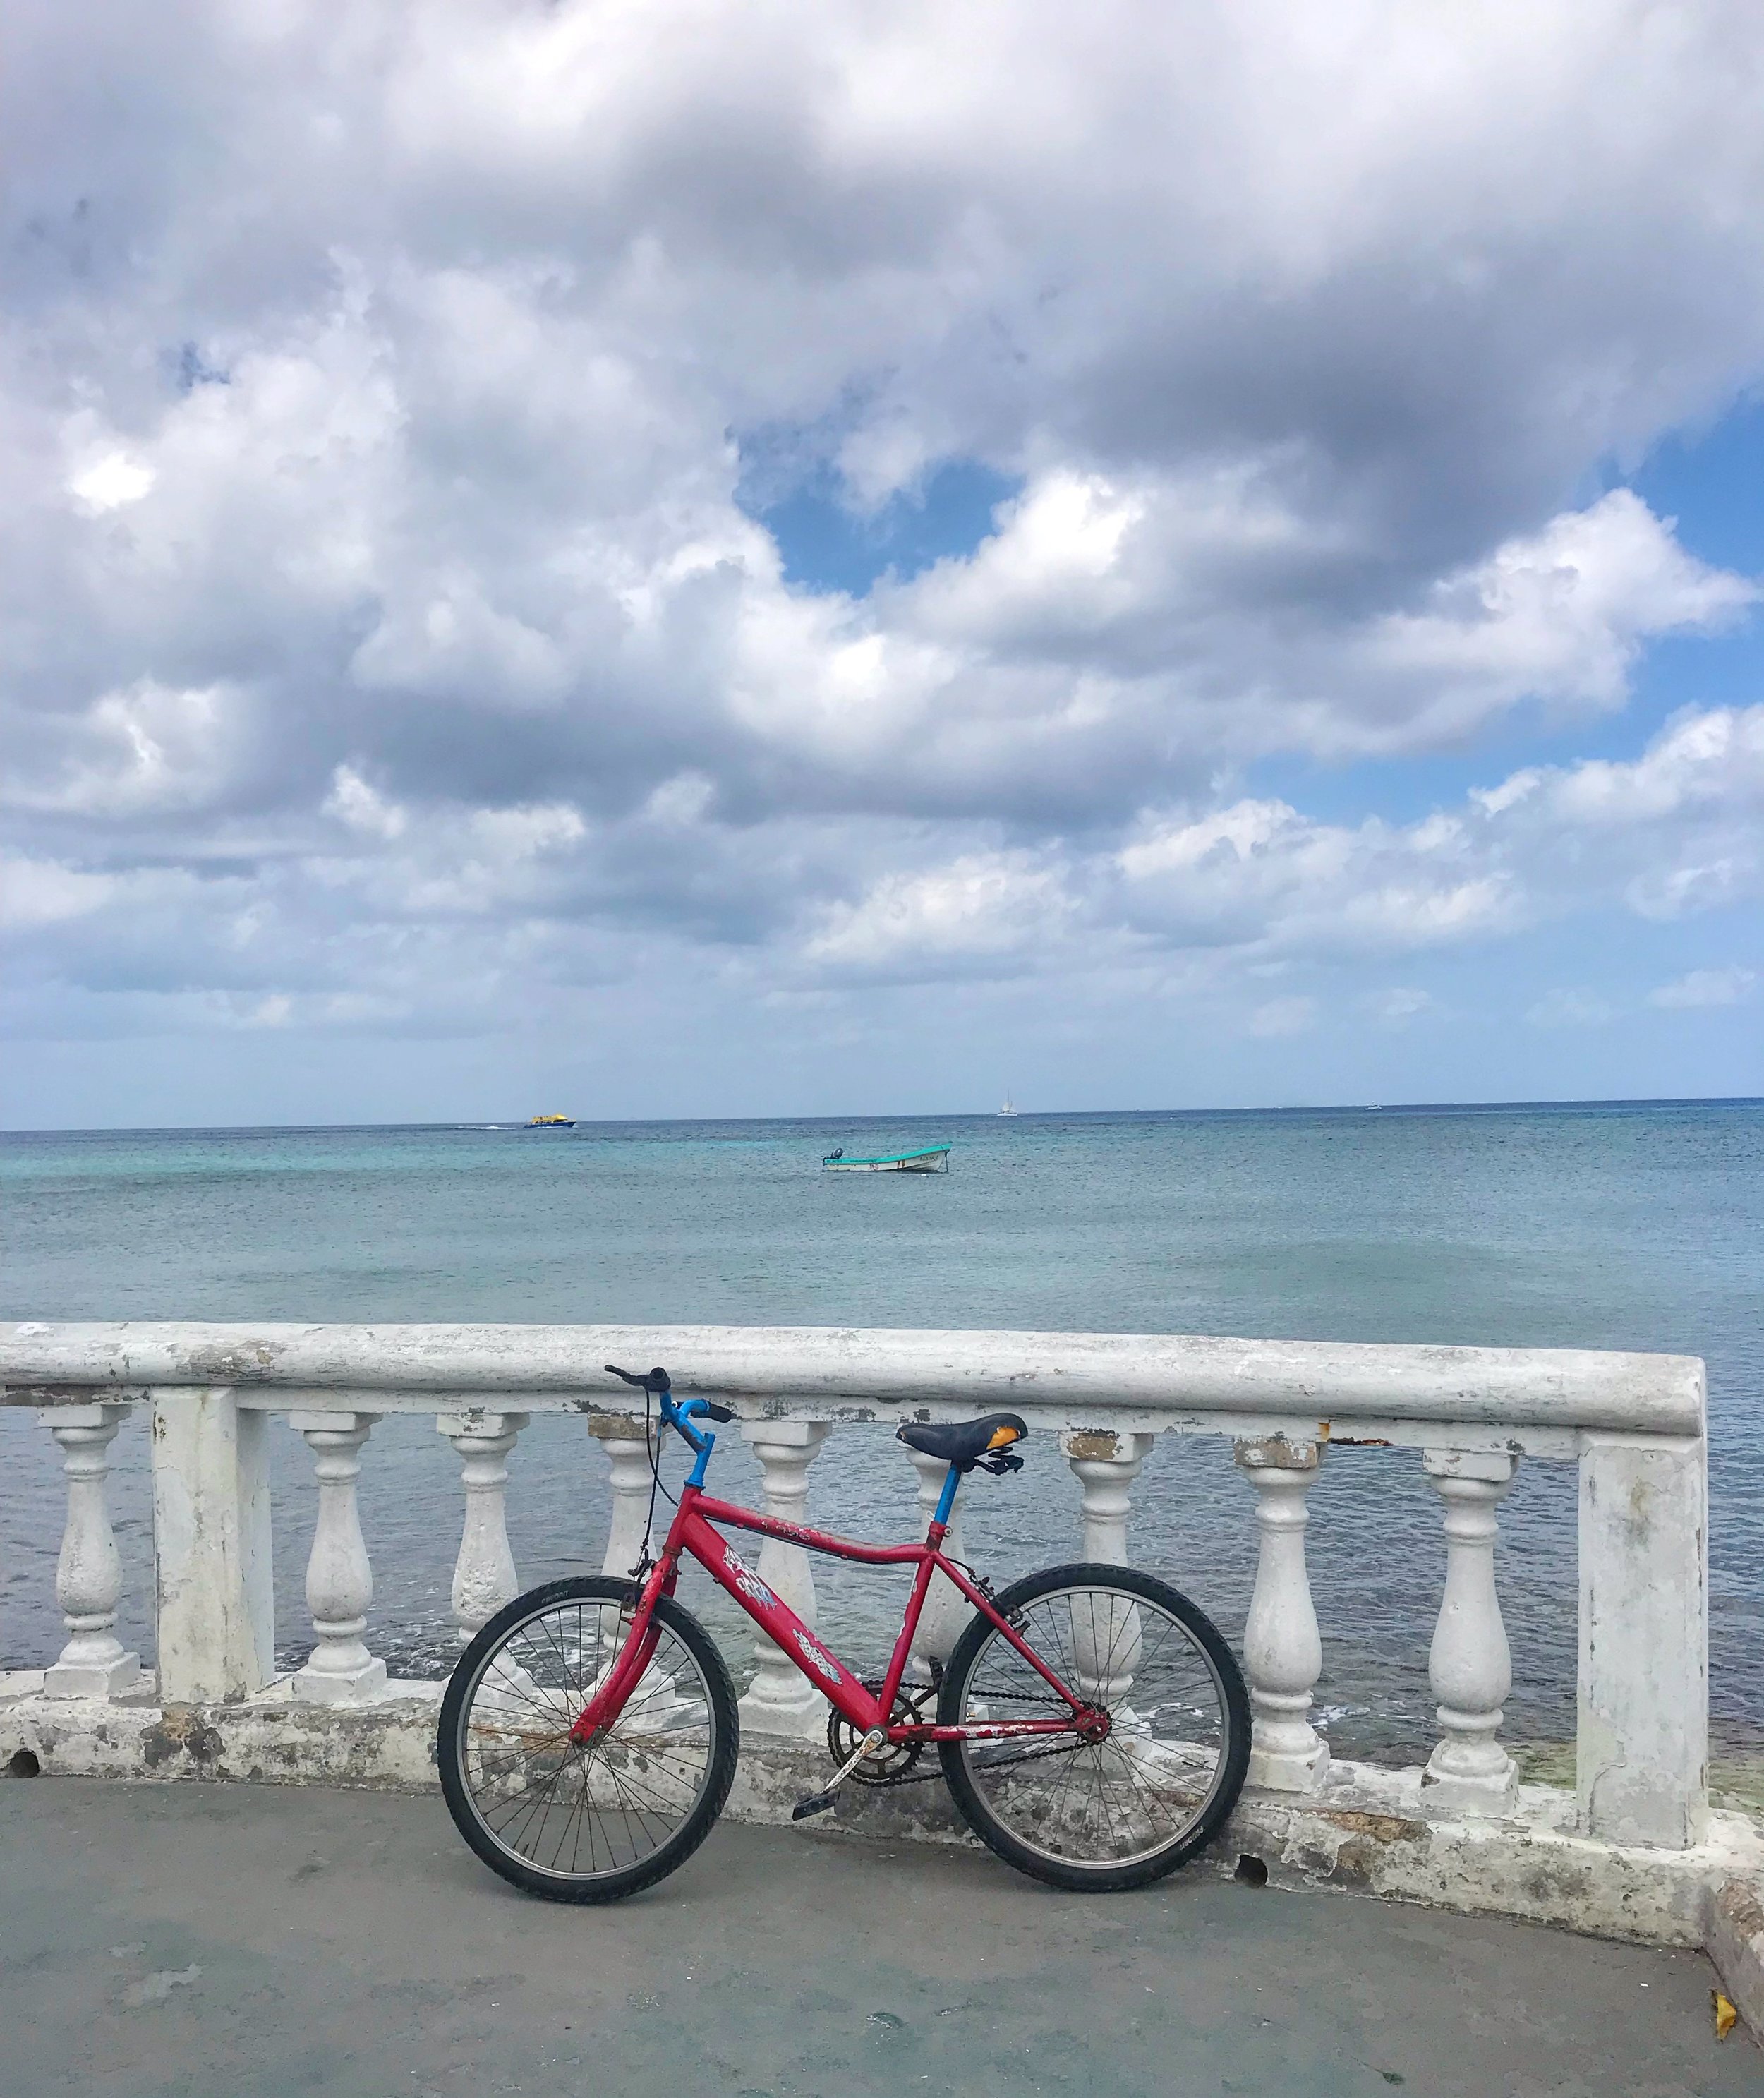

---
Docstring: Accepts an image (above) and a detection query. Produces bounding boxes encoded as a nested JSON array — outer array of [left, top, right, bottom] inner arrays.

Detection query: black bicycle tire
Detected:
[[437, 1574, 739, 1904], [937, 1560, 1250, 1892]]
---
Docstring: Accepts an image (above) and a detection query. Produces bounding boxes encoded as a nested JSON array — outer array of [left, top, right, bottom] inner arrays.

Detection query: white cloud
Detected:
[[1527, 987, 1614, 1029], [324, 765, 407, 841], [794, 702, 1764, 984], [2, 682, 236, 818], [466, 804, 586, 862], [1248, 995, 1317, 1038], [805, 852, 1077, 976], [1113, 795, 1523, 957], [1372, 987, 1434, 1025], [0, 857, 116, 931], [7, 1, 1764, 1067], [67, 450, 155, 514], [1367, 491, 1754, 735], [644, 773, 717, 827], [1551, 704, 1764, 827], [1648, 965, 1756, 1009]]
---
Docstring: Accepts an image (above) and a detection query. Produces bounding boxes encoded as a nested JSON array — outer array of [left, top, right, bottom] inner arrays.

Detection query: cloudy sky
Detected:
[[4, 0, 1763, 1126]]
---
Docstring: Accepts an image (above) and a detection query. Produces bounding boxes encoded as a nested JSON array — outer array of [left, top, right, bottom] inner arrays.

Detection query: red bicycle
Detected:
[[437, 1365, 1250, 1900]]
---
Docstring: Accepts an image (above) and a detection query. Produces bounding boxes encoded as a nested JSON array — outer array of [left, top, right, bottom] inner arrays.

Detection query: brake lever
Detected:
[[603, 1363, 672, 1394]]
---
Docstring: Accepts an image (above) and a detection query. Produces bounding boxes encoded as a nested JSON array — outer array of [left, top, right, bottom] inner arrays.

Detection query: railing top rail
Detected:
[[0, 1321, 1705, 1437]]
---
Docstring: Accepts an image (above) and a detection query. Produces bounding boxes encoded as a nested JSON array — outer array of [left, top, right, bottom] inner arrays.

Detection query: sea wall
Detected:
[[3, 1318, 1760, 2017]]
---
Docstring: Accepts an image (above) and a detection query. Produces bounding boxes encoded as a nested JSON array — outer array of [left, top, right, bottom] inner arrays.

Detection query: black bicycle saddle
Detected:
[[895, 1413, 1028, 1472]]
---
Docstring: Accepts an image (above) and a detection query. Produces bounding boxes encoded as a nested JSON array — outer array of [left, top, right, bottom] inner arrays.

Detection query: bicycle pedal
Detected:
[[793, 1725, 885, 1820]]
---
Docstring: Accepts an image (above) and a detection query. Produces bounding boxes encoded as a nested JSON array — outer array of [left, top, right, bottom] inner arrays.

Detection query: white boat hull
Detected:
[[823, 1149, 950, 1173]]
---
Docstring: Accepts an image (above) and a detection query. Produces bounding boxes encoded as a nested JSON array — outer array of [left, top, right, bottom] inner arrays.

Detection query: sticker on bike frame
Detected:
[[791, 1628, 843, 1685], [721, 1543, 778, 1612]]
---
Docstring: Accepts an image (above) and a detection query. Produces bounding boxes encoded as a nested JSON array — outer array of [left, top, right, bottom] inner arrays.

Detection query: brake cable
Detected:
[[632, 1380, 677, 1584]]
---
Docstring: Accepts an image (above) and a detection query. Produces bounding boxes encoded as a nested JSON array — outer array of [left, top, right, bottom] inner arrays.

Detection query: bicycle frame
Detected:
[[568, 1464, 1099, 1750]]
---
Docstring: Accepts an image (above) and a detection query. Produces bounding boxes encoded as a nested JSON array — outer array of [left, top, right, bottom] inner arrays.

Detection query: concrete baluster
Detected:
[[591, 1417, 660, 1579], [902, 1442, 974, 1683], [436, 1411, 530, 1639], [1422, 1449, 1520, 1814], [40, 1403, 140, 1699], [738, 1421, 833, 1737], [1235, 1437, 1329, 1792], [1062, 1428, 1154, 1565], [1061, 1430, 1155, 1705], [291, 1411, 387, 1704]]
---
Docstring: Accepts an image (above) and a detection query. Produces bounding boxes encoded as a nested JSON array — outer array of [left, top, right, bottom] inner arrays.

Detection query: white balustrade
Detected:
[[1236, 1435, 1329, 1792], [1, 1323, 1713, 1857], [1421, 1448, 1519, 1814], [437, 1411, 529, 1639], [289, 1411, 386, 1704], [737, 1419, 832, 1737], [40, 1402, 140, 1699]]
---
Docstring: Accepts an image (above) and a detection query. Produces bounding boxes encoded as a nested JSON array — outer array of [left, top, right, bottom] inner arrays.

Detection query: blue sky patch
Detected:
[[737, 450, 1020, 596]]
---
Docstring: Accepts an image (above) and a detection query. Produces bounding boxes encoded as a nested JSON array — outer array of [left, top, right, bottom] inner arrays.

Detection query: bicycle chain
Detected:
[[880, 1735, 1097, 1784], [875, 1676, 1104, 1785]]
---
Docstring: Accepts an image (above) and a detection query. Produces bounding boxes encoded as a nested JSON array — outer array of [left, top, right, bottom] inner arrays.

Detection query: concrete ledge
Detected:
[[5, 1673, 1759, 1955], [1228, 1765, 1760, 1951], [1, 1316, 1706, 1435], [1705, 1876, 1764, 2044], [1, 1675, 442, 1792]]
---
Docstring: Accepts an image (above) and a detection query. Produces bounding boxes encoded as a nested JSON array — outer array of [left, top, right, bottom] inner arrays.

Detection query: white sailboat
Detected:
[[999, 1092, 1019, 1116]]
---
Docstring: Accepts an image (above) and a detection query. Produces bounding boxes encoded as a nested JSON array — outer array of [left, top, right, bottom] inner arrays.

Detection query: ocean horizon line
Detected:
[[2, 1094, 1760, 1140]]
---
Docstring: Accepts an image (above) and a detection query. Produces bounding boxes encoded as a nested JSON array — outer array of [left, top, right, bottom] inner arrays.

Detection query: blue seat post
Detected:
[[934, 1461, 960, 1530]]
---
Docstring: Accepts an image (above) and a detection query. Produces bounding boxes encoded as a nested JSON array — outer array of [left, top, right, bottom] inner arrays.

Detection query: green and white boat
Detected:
[[821, 1145, 950, 1174]]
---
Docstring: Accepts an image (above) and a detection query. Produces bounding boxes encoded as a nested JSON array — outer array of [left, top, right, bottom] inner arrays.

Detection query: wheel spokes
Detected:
[[957, 1586, 1230, 1868], [457, 1600, 718, 1881]]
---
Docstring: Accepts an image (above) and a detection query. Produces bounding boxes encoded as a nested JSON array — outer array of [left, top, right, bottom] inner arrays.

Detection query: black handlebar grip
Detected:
[[704, 1403, 735, 1423]]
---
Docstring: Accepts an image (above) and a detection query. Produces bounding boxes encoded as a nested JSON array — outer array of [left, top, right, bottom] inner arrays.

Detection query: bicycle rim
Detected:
[[946, 1577, 1236, 1874], [451, 1593, 720, 1884]]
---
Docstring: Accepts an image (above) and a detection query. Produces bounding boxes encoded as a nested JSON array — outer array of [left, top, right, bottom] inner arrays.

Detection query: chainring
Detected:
[[826, 1680, 932, 1785]]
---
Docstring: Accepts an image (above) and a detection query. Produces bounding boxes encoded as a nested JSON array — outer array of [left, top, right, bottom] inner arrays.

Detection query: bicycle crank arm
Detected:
[[791, 1725, 888, 1821]]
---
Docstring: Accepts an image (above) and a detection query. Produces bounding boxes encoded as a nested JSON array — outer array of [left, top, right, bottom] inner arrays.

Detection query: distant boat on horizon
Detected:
[[524, 1113, 576, 1129], [999, 1093, 1019, 1116]]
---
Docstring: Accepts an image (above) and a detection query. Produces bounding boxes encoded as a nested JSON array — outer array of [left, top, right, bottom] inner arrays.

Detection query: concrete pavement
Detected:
[[1, 1777, 1751, 2097]]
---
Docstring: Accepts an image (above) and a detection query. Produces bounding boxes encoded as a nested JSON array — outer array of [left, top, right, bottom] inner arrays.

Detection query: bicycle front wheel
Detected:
[[938, 1562, 1250, 1891], [438, 1575, 738, 1903]]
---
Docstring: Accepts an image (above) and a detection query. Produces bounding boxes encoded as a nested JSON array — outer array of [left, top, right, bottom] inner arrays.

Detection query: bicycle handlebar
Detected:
[[603, 1363, 733, 1437], [604, 1362, 670, 1394]]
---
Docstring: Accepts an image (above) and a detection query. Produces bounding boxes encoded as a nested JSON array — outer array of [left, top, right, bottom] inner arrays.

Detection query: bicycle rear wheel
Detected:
[[438, 1575, 738, 1903], [938, 1562, 1249, 1891]]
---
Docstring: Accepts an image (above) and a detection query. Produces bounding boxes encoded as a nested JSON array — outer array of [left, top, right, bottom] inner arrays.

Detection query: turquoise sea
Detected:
[[2, 1102, 1759, 1773]]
